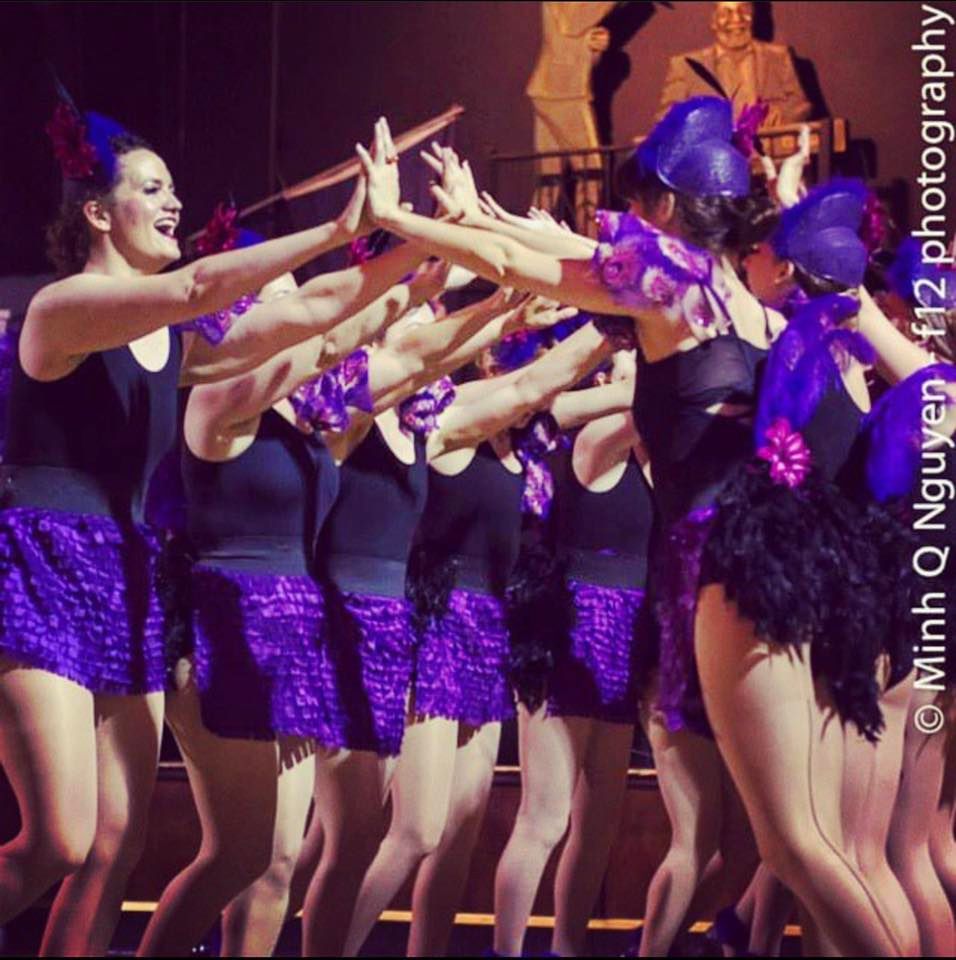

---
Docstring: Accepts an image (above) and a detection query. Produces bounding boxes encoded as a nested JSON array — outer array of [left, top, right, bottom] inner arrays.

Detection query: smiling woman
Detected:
[[0, 93, 387, 956]]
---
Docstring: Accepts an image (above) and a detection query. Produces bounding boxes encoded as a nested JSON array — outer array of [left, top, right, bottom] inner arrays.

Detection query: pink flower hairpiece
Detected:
[[45, 103, 99, 180], [195, 203, 240, 256], [757, 418, 812, 489], [732, 100, 770, 158]]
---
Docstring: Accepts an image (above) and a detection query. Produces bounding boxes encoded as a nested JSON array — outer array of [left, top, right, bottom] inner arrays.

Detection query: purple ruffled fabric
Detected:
[[191, 565, 327, 740], [592, 210, 731, 337], [289, 347, 374, 433], [413, 588, 515, 726], [513, 413, 565, 519], [756, 294, 875, 445], [653, 507, 717, 739], [178, 293, 259, 346], [399, 377, 456, 436], [0, 507, 167, 694], [320, 589, 416, 756], [863, 362, 956, 503], [547, 581, 646, 725]]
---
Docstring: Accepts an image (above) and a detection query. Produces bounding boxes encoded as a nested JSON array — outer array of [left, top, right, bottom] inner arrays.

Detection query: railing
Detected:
[[488, 117, 848, 233]]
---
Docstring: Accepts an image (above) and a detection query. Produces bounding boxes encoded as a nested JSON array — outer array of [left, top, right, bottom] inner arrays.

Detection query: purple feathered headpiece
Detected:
[[491, 329, 548, 373], [863, 362, 956, 503], [886, 236, 956, 311], [756, 293, 875, 445], [772, 178, 869, 288], [637, 96, 750, 198], [45, 76, 137, 189]]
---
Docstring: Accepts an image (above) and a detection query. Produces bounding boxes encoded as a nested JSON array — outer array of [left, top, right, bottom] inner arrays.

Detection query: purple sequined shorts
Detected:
[[653, 507, 717, 739], [0, 507, 166, 695], [191, 564, 327, 741], [413, 588, 515, 727], [320, 589, 415, 757], [547, 581, 645, 725]]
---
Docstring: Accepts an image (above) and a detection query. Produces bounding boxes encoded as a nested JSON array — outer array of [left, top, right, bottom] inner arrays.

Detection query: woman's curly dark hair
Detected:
[[615, 152, 777, 256], [45, 131, 153, 277]]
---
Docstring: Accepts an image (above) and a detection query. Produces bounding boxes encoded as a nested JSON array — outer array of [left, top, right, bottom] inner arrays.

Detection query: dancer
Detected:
[[0, 98, 390, 957], [136, 206, 457, 956], [492, 347, 655, 958]]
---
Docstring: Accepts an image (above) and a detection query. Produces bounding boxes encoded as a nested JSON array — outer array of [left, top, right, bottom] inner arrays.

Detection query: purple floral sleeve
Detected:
[[591, 211, 730, 336], [288, 347, 373, 433], [399, 377, 456, 436], [177, 293, 259, 346], [513, 412, 567, 519]]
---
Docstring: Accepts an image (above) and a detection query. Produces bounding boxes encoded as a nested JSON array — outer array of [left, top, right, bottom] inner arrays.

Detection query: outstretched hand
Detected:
[[338, 171, 371, 238], [355, 117, 402, 223], [772, 124, 811, 208], [421, 142, 483, 225], [519, 296, 578, 330]]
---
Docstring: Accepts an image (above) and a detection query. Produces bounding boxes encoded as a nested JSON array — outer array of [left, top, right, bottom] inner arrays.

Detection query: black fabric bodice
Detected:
[[317, 423, 428, 596], [633, 335, 767, 523], [182, 409, 339, 575], [2, 329, 183, 524], [805, 381, 867, 485], [413, 439, 525, 597], [550, 440, 655, 588]]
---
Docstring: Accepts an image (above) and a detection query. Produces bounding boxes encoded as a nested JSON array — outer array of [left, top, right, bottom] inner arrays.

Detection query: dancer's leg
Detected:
[[854, 672, 920, 956], [285, 806, 322, 921], [406, 722, 501, 957], [930, 721, 956, 907], [220, 742, 315, 956], [695, 583, 901, 957], [887, 687, 956, 957], [551, 720, 632, 957], [343, 716, 458, 956], [639, 717, 723, 957], [0, 662, 97, 923], [136, 680, 299, 956], [493, 707, 588, 957], [42, 691, 164, 956], [747, 865, 792, 957], [300, 749, 388, 956]]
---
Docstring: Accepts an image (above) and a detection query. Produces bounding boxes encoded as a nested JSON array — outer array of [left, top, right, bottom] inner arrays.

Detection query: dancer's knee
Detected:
[[389, 815, 445, 860], [513, 804, 570, 853], [200, 834, 275, 891], [89, 811, 148, 873], [16, 824, 94, 879], [758, 831, 828, 892]]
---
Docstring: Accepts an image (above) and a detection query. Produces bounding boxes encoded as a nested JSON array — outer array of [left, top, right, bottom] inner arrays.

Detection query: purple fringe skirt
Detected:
[[0, 506, 166, 694], [547, 581, 646, 725], [653, 507, 717, 739], [413, 588, 515, 726], [320, 588, 415, 756], [191, 567, 415, 752], [191, 565, 327, 741]]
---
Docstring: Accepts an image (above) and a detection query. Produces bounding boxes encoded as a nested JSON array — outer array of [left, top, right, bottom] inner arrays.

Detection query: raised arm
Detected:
[[418, 148, 597, 261], [181, 240, 427, 384], [857, 286, 937, 384], [366, 289, 531, 409], [427, 321, 613, 456], [183, 276, 423, 461], [22, 176, 370, 376], [549, 378, 634, 430], [357, 120, 623, 317]]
